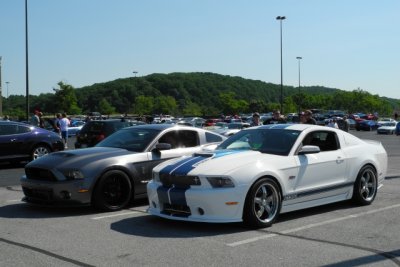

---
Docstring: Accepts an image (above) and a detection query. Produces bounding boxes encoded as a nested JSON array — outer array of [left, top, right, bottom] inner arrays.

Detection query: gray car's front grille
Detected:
[[25, 167, 57, 181]]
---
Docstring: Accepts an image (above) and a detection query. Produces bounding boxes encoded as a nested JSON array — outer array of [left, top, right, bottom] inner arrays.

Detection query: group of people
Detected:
[[251, 110, 317, 126], [31, 110, 70, 148], [250, 110, 350, 132]]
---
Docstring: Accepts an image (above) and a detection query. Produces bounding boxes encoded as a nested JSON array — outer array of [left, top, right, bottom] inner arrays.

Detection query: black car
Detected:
[[0, 121, 64, 164], [74, 119, 145, 148]]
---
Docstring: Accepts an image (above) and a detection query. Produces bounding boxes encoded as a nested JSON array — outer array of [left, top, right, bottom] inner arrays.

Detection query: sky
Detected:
[[1, 0, 399, 100]]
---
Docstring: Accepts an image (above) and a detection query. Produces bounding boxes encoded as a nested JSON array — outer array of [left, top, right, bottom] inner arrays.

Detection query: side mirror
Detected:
[[154, 143, 172, 151], [298, 145, 320, 155]]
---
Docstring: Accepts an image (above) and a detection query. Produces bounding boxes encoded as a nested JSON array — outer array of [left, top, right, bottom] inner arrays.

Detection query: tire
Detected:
[[92, 170, 132, 211], [243, 178, 281, 228], [31, 145, 51, 161], [352, 165, 377, 205]]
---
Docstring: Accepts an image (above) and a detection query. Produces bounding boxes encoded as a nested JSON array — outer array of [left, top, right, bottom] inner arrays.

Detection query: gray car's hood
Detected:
[[26, 147, 138, 168]]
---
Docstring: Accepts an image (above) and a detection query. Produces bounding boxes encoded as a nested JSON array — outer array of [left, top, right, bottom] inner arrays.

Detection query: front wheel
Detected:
[[243, 178, 281, 228], [92, 170, 132, 211], [31, 145, 51, 161], [352, 165, 377, 205]]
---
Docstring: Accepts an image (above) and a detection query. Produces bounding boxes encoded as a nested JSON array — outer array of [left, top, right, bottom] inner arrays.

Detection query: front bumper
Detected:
[[20, 176, 91, 206], [147, 180, 247, 223]]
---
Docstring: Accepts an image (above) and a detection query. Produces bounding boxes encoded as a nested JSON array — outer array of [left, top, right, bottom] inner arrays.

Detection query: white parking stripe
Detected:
[[91, 211, 141, 220], [227, 203, 400, 247], [6, 199, 22, 203]]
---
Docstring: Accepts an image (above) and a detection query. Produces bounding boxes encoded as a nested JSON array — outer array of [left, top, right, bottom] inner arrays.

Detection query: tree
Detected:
[[53, 81, 81, 115], [133, 95, 154, 115], [99, 98, 116, 115]]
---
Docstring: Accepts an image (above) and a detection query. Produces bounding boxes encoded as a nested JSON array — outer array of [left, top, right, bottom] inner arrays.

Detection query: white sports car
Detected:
[[147, 124, 387, 228]]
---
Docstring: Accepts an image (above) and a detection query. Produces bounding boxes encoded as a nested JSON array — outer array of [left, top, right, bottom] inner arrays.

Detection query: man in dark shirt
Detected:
[[263, 110, 287, 124], [304, 110, 316, 125]]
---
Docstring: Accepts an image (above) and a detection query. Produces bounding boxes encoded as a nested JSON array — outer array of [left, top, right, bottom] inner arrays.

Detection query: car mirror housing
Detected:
[[154, 143, 172, 151], [298, 145, 320, 155]]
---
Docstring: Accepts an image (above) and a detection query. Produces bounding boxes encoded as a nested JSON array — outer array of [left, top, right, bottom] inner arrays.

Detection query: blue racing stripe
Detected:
[[170, 156, 207, 176], [157, 186, 170, 204], [169, 187, 188, 205], [159, 157, 196, 175]]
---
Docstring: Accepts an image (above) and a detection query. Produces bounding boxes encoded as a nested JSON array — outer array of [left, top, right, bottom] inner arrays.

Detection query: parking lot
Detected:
[[1, 131, 400, 266]]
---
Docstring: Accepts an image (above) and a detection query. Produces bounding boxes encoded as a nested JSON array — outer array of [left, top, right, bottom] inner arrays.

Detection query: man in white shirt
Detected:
[[59, 113, 70, 148]]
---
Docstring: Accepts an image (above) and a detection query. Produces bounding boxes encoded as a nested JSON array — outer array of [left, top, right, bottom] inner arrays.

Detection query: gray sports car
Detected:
[[20, 124, 226, 211]]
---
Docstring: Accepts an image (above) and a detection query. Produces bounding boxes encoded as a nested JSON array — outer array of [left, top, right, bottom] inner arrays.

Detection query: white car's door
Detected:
[[293, 131, 348, 194]]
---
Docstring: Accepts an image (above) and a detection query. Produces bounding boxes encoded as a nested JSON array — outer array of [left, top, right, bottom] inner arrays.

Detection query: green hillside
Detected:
[[2, 72, 399, 119]]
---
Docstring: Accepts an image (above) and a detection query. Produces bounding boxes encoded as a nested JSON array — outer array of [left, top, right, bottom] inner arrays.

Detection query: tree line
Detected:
[[2, 72, 399, 120]]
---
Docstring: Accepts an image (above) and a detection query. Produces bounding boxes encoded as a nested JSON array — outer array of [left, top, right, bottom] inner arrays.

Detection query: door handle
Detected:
[[336, 157, 344, 164]]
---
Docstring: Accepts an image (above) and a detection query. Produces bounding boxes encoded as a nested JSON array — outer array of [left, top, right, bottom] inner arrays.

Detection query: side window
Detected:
[[0, 125, 18, 135], [177, 130, 199, 147], [158, 131, 179, 149], [304, 131, 339, 152], [16, 125, 31, 134], [205, 132, 223, 143]]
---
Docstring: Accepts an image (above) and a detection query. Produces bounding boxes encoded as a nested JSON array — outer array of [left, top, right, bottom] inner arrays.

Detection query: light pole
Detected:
[[25, 0, 30, 121], [296, 56, 302, 113], [6, 81, 9, 98], [133, 71, 138, 77], [276, 16, 286, 114]]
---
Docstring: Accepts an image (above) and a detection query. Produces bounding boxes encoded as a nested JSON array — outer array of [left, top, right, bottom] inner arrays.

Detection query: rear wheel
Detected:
[[93, 170, 132, 211], [352, 165, 377, 205], [31, 145, 51, 161], [243, 178, 281, 228]]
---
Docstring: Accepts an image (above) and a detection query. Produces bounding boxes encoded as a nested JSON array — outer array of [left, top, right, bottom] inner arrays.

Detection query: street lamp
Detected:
[[133, 71, 138, 77], [276, 16, 286, 114], [6, 81, 9, 98], [25, 0, 30, 121], [296, 56, 302, 113]]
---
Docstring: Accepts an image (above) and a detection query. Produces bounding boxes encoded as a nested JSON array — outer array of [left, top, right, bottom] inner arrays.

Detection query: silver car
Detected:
[[21, 124, 226, 211]]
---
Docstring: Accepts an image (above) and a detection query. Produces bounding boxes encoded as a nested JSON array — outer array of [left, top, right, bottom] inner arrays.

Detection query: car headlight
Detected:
[[206, 176, 235, 188], [63, 170, 85, 180]]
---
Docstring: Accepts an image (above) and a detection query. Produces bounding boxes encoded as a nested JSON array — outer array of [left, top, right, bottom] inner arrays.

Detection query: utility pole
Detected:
[[0, 56, 3, 117]]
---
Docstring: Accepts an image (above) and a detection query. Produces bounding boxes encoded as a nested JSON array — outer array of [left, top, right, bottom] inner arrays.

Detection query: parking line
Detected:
[[6, 199, 22, 203], [227, 203, 400, 247], [91, 211, 141, 220]]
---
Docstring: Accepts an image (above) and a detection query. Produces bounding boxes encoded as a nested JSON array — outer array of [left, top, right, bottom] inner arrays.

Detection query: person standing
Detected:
[[250, 112, 262, 126], [303, 110, 317, 125], [342, 116, 350, 132], [59, 113, 70, 148], [30, 110, 40, 126], [38, 112, 45, 128], [263, 110, 286, 124], [327, 118, 339, 129]]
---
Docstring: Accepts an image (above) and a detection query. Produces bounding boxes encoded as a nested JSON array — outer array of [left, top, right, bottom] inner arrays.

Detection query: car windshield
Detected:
[[217, 128, 301, 156], [96, 127, 161, 152]]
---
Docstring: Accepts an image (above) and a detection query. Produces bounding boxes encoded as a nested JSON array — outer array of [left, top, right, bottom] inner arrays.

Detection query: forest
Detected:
[[2, 72, 399, 120]]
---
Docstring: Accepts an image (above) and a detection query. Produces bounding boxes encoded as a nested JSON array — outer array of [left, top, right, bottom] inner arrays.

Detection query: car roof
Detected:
[[0, 121, 31, 126], [250, 123, 335, 132], [123, 123, 196, 131]]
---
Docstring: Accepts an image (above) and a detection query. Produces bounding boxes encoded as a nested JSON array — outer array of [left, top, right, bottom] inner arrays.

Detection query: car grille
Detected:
[[25, 167, 57, 181], [161, 203, 191, 217], [22, 187, 53, 201], [159, 174, 201, 188]]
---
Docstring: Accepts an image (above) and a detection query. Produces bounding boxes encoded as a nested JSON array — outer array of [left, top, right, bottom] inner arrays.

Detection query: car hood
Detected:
[[157, 149, 280, 176], [26, 147, 137, 168]]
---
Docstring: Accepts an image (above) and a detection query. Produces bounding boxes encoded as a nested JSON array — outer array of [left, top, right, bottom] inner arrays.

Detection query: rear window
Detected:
[[205, 132, 224, 143]]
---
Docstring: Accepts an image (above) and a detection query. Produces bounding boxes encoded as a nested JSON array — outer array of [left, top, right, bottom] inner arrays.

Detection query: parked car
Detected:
[[355, 120, 380, 131], [74, 119, 144, 148], [147, 124, 387, 228], [0, 121, 64, 164], [377, 122, 397, 135], [21, 124, 226, 211], [211, 122, 250, 136]]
